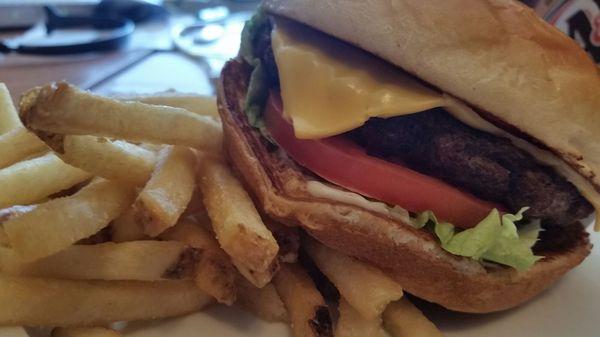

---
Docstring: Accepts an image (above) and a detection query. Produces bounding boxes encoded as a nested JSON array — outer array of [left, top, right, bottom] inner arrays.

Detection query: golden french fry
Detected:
[[134, 146, 196, 237], [0, 327, 28, 337], [0, 83, 21, 133], [20, 82, 222, 153], [198, 155, 279, 287], [61, 135, 157, 186], [0, 241, 198, 281], [304, 238, 403, 321], [336, 299, 390, 337], [0, 128, 46, 169], [383, 299, 444, 337], [161, 219, 237, 305], [273, 264, 333, 337], [0, 228, 8, 247], [236, 278, 289, 323], [110, 207, 148, 243], [0, 276, 212, 327], [0, 152, 92, 208], [0, 205, 37, 248], [51, 327, 122, 337], [3, 179, 135, 262], [121, 93, 219, 119]]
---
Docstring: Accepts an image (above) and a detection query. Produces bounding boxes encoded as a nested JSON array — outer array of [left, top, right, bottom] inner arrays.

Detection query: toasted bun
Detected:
[[263, 0, 600, 192], [218, 59, 591, 313]]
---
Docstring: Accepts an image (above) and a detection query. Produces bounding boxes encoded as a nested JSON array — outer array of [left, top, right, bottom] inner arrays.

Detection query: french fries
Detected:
[[0, 152, 92, 208], [0, 83, 21, 133], [304, 238, 403, 321], [110, 207, 148, 243], [198, 154, 279, 287], [134, 146, 196, 237], [122, 93, 219, 119], [0, 128, 46, 169], [52, 327, 122, 337], [3, 179, 135, 262], [20, 82, 223, 153], [236, 278, 289, 323], [336, 299, 390, 337], [0, 84, 448, 336], [0, 205, 36, 247], [61, 135, 157, 186], [273, 264, 333, 337], [0, 229, 8, 247], [161, 219, 237, 305], [0, 276, 211, 327], [0, 327, 28, 337], [383, 299, 444, 337], [0, 241, 198, 281]]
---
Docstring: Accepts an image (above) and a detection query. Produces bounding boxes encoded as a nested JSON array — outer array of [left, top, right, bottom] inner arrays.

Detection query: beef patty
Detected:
[[256, 22, 593, 228], [350, 111, 593, 226]]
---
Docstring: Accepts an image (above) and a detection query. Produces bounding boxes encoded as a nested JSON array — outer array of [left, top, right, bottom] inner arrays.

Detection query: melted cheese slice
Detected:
[[271, 19, 444, 139]]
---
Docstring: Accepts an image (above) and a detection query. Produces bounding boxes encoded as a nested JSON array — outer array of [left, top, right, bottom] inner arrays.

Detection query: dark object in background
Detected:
[[565, 3, 600, 63], [0, 0, 168, 55], [0, 6, 134, 55], [520, 0, 600, 64], [94, 0, 168, 23], [520, 0, 541, 6]]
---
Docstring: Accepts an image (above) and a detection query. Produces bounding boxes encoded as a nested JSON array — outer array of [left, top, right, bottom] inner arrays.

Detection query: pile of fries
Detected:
[[0, 82, 444, 337]]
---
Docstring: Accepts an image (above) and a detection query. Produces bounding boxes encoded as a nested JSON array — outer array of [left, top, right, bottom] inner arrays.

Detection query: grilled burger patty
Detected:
[[350, 112, 593, 226], [256, 25, 593, 228]]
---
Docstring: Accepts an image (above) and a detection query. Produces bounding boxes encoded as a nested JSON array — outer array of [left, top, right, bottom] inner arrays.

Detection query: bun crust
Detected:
[[218, 59, 591, 313], [263, 0, 600, 192]]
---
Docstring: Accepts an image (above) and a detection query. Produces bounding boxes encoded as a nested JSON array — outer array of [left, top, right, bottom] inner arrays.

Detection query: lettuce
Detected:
[[414, 208, 542, 271], [239, 8, 272, 138]]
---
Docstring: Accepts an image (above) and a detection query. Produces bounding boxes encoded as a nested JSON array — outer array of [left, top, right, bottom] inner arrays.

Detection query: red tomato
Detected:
[[264, 92, 504, 228]]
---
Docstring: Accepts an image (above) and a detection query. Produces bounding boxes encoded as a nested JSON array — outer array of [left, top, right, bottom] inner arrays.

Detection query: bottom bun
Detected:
[[217, 59, 592, 313]]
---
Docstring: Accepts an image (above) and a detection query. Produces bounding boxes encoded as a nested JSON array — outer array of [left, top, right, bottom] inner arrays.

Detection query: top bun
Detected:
[[262, 0, 600, 190]]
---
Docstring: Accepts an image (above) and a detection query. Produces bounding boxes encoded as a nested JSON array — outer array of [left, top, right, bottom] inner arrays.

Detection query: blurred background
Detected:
[[0, 0, 597, 100]]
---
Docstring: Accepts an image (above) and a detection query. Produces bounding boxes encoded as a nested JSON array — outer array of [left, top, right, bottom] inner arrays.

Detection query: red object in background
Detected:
[[264, 92, 504, 229], [592, 14, 600, 44]]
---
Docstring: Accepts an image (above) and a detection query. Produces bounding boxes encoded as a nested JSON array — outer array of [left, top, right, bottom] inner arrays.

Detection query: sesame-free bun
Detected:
[[263, 0, 600, 192], [217, 59, 591, 313]]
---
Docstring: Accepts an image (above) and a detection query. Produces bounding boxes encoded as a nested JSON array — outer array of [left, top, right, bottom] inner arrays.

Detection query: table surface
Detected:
[[1, 49, 214, 102], [0, 9, 217, 101]]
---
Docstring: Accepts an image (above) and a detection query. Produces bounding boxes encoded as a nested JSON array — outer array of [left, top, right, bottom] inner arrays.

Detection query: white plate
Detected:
[[8, 231, 598, 337], [123, 231, 600, 337]]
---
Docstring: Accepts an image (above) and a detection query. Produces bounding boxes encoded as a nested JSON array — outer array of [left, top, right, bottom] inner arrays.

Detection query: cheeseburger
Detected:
[[218, 0, 600, 313]]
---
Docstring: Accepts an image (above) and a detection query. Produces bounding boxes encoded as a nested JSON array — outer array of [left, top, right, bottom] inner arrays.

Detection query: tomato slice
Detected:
[[264, 92, 504, 228]]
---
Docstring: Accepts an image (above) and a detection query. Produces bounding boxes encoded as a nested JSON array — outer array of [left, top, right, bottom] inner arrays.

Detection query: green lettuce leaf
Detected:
[[239, 8, 272, 138], [415, 208, 543, 271]]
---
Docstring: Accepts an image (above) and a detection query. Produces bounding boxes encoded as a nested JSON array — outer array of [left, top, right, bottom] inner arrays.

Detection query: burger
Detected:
[[217, 0, 600, 313]]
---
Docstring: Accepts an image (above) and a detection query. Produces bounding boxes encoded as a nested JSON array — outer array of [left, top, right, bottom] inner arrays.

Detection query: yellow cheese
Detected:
[[271, 19, 444, 139]]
